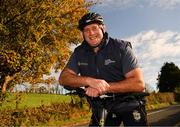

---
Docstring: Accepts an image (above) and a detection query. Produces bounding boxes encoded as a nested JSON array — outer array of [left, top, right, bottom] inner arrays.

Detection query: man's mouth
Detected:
[[89, 35, 97, 40]]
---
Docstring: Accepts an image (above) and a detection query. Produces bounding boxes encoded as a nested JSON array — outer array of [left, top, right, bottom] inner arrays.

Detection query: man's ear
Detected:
[[100, 25, 106, 33]]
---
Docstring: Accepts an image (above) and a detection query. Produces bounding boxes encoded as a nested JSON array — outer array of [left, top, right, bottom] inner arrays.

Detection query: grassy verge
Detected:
[[1, 93, 71, 110], [146, 102, 178, 111], [48, 112, 91, 126], [0, 92, 178, 126]]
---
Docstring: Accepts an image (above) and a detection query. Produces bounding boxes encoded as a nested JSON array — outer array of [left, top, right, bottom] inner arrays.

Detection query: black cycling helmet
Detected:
[[78, 12, 104, 31]]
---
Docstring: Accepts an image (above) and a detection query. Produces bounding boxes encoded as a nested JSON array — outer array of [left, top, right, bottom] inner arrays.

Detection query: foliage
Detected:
[[0, 95, 90, 126], [157, 62, 180, 92], [175, 92, 180, 102], [0, 92, 10, 107], [145, 92, 176, 110], [0, 0, 93, 92], [146, 92, 175, 105], [175, 85, 180, 93], [0, 92, 179, 126]]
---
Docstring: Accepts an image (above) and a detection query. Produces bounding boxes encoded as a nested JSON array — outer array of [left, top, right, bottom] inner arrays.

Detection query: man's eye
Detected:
[[83, 26, 99, 33], [92, 26, 98, 31], [83, 29, 89, 33]]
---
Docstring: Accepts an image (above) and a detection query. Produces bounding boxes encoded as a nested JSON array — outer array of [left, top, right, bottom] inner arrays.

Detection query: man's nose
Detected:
[[88, 29, 95, 35]]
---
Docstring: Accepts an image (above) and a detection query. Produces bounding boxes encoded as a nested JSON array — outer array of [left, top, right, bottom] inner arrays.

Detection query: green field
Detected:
[[1, 93, 71, 110], [0, 92, 178, 126]]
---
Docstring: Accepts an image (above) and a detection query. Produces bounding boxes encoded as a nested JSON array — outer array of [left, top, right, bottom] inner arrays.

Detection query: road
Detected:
[[74, 104, 180, 127], [148, 104, 180, 126]]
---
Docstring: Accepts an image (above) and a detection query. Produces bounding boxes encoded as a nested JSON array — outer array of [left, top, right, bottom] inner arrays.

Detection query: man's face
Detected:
[[82, 23, 105, 47]]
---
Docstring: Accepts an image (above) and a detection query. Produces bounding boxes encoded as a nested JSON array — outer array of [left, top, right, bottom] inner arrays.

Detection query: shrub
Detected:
[[0, 95, 90, 126]]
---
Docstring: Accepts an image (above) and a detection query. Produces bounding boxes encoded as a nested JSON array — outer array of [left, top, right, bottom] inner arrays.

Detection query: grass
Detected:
[[1, 93, 71, 110], [0, 92, 178, 126], [42, 112, 91, 126], [146, 102, 178, 111]]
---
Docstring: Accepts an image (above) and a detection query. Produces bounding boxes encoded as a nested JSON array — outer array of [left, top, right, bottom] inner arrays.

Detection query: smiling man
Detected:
[[59, 12, 148, 126]]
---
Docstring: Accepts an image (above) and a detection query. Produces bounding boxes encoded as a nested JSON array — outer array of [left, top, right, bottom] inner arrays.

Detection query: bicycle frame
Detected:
[[64, 87, 149, 127], [64, 87, 109, 127]]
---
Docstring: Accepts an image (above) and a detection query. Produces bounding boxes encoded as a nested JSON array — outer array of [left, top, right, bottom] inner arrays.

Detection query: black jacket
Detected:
[[66, 36, 139, 83]]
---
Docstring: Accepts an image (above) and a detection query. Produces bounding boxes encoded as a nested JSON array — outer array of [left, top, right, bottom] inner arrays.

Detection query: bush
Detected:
[[0, 95, 90, 126], [175, 92, 180, 102], [145, 92, 176, 110]]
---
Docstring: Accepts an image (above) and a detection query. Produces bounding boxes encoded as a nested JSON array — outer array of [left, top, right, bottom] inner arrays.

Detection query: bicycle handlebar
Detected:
[[64, 86, 149, 127], [64, 86, 149, 99]]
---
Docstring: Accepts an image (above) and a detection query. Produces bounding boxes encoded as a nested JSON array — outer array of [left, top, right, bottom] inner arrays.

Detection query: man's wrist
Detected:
[[107, 83, 118, 93], [84, 77, 91, 87]]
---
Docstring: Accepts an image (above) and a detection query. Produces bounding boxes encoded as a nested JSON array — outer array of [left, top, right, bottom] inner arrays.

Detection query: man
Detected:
[[59, 12, 148, 126]]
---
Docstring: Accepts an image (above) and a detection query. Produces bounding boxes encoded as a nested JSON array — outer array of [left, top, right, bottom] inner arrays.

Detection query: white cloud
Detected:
[[125, 30, 180, 86], [95, 0, 138, 9], [149, 0, 180, 9], [95, 0, 180, 10]]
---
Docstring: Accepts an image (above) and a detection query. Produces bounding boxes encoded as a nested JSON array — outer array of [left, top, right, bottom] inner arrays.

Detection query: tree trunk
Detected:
[[2, 75, 14, 93]]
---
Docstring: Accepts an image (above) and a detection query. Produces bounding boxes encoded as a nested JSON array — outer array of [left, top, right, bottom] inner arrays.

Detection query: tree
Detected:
[[0, 0, 93, 93], [157, 62, 180, 92]]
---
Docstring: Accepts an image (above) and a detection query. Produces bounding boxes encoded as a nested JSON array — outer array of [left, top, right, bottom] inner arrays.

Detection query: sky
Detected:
[[88, 0, 180, 90]]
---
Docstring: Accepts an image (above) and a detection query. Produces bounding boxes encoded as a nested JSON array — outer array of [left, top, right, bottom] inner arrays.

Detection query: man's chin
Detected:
[[90, 42, 100, 47]]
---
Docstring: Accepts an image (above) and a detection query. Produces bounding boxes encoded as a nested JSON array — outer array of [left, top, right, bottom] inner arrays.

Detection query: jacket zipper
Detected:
[[95, 53, 100, 77]]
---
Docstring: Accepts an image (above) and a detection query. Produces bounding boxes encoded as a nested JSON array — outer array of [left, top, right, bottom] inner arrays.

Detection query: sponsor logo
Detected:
[[104, 59, 116, 65], [133, 110, 141, 121], [112, 113, 117, 118], [78, 62, 88, 66]]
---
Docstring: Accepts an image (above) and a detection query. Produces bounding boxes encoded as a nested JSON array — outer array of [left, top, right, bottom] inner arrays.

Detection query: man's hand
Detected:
[[85, 78, 110, 95], [85, 87, 99, 97]]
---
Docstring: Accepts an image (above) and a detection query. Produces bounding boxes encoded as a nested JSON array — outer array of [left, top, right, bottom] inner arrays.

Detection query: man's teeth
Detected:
[[90, 36, 96, 40]]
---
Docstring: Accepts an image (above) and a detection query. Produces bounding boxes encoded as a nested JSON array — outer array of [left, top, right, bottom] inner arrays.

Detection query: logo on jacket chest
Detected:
[[78, 59, 116, 66], [104, 59, 116, 65], [78, 62, 88, 66]]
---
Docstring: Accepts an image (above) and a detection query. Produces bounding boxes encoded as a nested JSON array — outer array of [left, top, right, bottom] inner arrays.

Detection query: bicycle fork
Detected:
[[99, 108, 108, 127]]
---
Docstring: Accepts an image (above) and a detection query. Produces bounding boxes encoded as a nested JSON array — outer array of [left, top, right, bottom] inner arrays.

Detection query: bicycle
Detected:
[[64, 86, 149, 127]]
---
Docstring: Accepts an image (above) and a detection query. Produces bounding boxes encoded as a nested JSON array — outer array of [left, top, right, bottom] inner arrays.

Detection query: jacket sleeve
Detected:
[[65, 49, 80, 74], [121, 41, 139, 75]]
